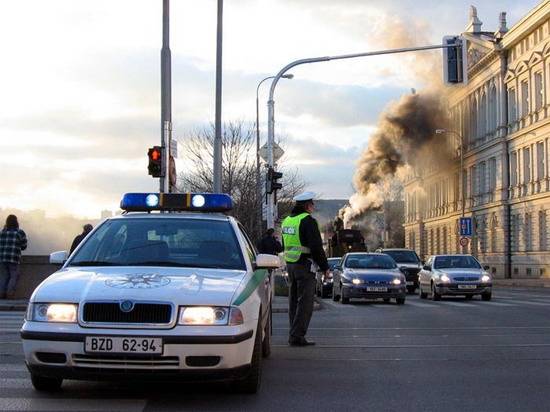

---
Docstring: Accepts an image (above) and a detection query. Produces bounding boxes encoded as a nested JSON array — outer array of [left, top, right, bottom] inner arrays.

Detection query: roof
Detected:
[[109, 212, 231, 222]]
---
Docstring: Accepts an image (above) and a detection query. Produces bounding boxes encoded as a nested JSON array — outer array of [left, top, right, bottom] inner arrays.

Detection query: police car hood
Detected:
[[31, 267, 247, 306]]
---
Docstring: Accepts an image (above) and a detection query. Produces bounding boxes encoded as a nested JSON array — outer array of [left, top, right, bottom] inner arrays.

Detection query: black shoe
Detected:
[[288, 338, 316, 346]]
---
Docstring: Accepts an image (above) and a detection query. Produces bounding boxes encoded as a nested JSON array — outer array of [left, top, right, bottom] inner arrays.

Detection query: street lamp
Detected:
[[256, 74, 293, 236]]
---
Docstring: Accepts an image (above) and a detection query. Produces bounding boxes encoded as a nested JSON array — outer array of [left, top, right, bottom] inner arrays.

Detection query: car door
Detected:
[[419, 257, 433, 289]]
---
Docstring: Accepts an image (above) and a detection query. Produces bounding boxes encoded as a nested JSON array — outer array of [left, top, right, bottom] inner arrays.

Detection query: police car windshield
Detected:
[[383, 250, 420, 264], [69, 218, 246, 271], [434, 255, 481, 269], [344, 254, 397, 270]]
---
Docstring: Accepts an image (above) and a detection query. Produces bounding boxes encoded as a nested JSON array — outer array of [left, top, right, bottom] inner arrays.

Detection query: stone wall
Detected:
[[13, 256, 61, 299]]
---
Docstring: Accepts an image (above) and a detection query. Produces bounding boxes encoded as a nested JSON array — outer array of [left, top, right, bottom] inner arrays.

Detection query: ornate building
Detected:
[[404, 2, 550, 278]]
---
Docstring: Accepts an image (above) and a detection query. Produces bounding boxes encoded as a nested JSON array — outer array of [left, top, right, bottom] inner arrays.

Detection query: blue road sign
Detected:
[[459, 217, 473, 237]]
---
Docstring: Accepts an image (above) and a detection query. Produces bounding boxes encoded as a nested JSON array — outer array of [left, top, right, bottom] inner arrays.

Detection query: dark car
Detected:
[[332, 253, 407, 304], [316, 257, 341, 298], [376, 248, 422, 294]]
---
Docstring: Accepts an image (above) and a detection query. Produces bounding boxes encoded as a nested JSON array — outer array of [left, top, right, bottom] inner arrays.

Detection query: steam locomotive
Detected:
[[327, 217, 367, 257]]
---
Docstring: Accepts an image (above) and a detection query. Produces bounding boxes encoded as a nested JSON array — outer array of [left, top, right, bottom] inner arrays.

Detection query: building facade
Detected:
[[404, 2, 550, 278]]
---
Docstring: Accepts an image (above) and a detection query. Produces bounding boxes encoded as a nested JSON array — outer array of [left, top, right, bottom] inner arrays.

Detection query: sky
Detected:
[[0, 0, 542, 218]]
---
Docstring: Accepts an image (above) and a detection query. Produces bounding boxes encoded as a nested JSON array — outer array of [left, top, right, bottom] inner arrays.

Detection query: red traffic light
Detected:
[[147, 146, 163, 178], [150, 148, 161, 161]]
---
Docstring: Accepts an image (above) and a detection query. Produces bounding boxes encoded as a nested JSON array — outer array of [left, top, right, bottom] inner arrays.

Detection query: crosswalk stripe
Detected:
[[0, 398, 147, 411]]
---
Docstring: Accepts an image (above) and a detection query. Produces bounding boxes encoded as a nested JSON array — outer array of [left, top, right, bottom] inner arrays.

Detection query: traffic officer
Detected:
[[281, 191, 329, 346]]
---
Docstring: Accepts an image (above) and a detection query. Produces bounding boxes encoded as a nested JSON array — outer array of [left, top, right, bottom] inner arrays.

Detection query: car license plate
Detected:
[[85, 336, 163, 354], [458, 284, 477, 290], [366, 286, 388, 292], [406, 281, 414, 286]]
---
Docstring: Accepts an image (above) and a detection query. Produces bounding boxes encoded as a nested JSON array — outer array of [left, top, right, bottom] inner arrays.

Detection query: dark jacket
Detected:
[[282, 206, 329, 272], [257, 235, 283, 256], [0, 229, 27, 264], [70, 233, 87, 254]]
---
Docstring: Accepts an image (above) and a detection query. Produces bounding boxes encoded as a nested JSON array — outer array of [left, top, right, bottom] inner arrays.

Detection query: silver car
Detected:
[[418, 254, 492, 301]]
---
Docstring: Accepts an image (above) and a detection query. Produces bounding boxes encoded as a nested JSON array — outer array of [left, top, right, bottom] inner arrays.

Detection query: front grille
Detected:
[[82, 302, 172, 324], [365, 280, 390, 285], [454, 277, 479, 282], [73, 354, 179, 369]]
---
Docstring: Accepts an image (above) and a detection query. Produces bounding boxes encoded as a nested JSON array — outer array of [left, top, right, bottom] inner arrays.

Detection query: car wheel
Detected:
[[262, 306, 272, 358], [481, 292, 492, 301], [30, 374, 62, 392], [419, 285, 428, 299], [383, 298, 390, 303], [396, 297, 405, 305], [233, 318, 263, 394], [431, 283, 441, 301]]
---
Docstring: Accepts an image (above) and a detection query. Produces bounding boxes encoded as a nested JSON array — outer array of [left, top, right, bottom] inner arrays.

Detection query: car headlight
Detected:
[[481, 274, 491, 283], [29, 303, 78, 323], [440, 274, 451, 283], [178, 306, 243, 326], [352, 278, 362, 285], [392, 278, 402, 285]]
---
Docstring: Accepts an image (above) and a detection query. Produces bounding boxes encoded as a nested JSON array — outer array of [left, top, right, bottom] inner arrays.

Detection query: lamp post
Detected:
[[256, 74, 293, 236]]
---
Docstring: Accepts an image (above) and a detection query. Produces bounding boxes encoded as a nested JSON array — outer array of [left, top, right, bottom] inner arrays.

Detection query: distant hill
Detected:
[[313, 199, 348, 227]]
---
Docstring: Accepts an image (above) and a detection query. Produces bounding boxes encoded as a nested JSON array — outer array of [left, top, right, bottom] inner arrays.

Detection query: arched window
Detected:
[[470, 97, 478, 143], [488, 84, 497, 133], [479, 92, 487, 140], [490, 214, 498, 253]]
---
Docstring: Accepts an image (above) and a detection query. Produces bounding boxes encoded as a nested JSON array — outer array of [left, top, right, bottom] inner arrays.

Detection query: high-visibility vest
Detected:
[[281, 212, 312, 263]]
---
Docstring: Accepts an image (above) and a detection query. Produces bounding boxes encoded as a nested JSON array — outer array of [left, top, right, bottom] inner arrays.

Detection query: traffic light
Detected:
[[442, 36, 467, 85], [147, 146, 163, 177], [266, 167, 283, 194]]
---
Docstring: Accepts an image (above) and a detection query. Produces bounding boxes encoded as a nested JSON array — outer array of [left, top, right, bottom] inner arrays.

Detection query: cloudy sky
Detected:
[[0, 0, 541, 218]]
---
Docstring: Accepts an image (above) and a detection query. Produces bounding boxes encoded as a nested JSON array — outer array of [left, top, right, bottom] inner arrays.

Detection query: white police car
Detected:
[[21, 193, 279, 393]]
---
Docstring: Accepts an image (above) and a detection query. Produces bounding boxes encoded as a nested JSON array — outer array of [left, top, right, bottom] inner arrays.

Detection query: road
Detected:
[[1, 288, 550, 411]]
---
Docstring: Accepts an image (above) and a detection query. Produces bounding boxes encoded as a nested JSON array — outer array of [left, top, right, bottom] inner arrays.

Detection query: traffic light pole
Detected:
[[160, 0, 172, 193], [266, 40, 461, 228]]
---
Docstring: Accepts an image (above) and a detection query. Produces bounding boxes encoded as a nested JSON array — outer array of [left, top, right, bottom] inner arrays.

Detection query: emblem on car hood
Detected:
[[105, 274, 171, 289]]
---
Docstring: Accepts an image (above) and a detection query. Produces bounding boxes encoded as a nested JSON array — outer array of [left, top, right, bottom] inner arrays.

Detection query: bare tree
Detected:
[[176, 121, 305, 243]]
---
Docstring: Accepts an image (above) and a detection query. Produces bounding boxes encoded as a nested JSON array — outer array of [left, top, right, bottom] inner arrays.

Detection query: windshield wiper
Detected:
[[70, 261, 123, 267]]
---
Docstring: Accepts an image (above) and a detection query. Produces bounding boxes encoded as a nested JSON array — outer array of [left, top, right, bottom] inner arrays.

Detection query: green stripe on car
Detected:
[[232, 269, 268, 306]]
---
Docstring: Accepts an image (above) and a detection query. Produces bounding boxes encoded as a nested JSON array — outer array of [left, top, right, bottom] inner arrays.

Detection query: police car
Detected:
[[21, 193, 279, 393]]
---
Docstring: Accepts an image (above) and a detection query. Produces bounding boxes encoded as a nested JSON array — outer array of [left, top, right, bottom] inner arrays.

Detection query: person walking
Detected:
[[257, 228, 283, 256], [70, 224, 93, 254], [281, 192, 329, 346], [0, 215, 28, 299]]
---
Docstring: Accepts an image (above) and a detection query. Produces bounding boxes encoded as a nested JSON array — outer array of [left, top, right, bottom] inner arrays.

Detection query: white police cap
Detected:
[[293, 191, 316, 202]]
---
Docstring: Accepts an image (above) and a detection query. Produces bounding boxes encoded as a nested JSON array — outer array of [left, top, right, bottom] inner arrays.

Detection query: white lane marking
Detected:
[[484, 301, 517, 307], [274, 343, 550, 348], [0, 398, 147, 411], [322, 300, 357, 310], [275, 326, 550, 330], [505, 300, 550, 306], [438, 301, 476, 307], [405, 301, 436, 308]]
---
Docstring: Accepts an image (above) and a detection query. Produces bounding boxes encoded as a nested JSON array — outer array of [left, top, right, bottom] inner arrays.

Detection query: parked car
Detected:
[[376, 248, 422, 294], [332, 253, 407, 304], [316, 257, 341, 298], [418, 254, 492, 301]]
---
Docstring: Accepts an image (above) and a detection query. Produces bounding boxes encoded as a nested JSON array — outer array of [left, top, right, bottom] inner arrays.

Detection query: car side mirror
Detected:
[[423, 265, 431, 271], [255, 254, 280, 269], [483, 265, 490, 271], [50, 251, 68, 265]]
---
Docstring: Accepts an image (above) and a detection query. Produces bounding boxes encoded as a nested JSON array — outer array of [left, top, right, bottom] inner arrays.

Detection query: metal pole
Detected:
[[160, 0, 172, 193], [266, 42, 460, 228], [213, 0, 223, 193]]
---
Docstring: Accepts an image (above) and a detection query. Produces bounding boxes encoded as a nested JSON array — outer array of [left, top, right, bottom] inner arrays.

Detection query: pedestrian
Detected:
[[70, 224, 93, 254], [0, 215, 28, 299], [257, 228, 283, 256], [281, 192, 329, 346]]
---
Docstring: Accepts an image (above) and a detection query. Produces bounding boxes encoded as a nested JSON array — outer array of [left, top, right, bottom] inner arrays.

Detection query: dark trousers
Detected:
[[0, 263, 19, 298], [287, 262, 316, 340]]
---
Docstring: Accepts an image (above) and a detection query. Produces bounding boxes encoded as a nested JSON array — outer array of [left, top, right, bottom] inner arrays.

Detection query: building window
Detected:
[[490, 214, 498, 253], [524, 147, 531, 185], [524, 213, 532, 251], [442, 227, 447, 254], [470, 98, 478, 142], [511, 151, 518, 187], [535, 71, 544, 111], [479, 218, 487, 254], [488, 85, 497, 132], [521, 80, 529, 118], [471, 165, 477, 200], [479, 93, 487, 138], [539, 210, 547, 251], [508, 87, 517, 123], [537, 142, 545, 181], [479, 162, 486, 196], [511, 214, 520, 252], [489, 158, 497, 192]]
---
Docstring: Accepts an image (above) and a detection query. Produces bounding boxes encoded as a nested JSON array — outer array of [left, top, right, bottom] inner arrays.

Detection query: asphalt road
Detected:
[[1, 288, 550, 411]]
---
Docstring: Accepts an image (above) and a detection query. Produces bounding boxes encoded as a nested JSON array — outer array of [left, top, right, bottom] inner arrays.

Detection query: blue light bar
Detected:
[[120, 193, 233, 212]]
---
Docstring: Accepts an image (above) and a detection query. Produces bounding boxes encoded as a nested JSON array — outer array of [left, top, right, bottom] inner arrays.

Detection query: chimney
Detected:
[[466, 5, 483, 33]]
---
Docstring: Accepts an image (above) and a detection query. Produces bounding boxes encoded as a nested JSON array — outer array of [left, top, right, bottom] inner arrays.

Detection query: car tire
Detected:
[[419, 286, 428, 299], [233, 318, 263, 394], [262, 306, 272, 358], [30, 374, 62, 392], [431, 284, 441, 301], [341, 287, 350, 304], [383, 298, 390, 303], [396, 297, 405, 305], [481, 292, 492, 301]]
